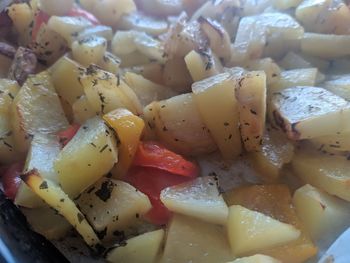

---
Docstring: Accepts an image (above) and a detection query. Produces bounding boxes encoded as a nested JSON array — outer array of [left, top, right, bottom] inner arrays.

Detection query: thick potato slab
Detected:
[[54, 117, 118, 198], [235, 71, 267, 152], [192, 72, 241, 159], [250, 128, 294, 182], [0, 79, 21, 163], [161, 214, 233, 263], [293, 184, 350, 246], [11, 71, 69, 152], [80, 66, 142, 115], [301, 33, 350, 58], [228, 205, 300, 257], [50, 56, 85, 105], [106, 229, 164, 263], [224, 185, 317, 263], [292, 149, 350, 202], [76, 178, 151, 242], [160, 176, 228, 225], [271, 86, 350, 140], [15, 134, 60, 208]]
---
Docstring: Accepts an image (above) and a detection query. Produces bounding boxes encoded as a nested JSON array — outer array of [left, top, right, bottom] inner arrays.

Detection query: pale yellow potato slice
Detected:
[[106, 229, 164, 263], [50, 56, 85, 105], [15, 134, 60, 208], [21, 170, 101, 249], [292, 149, 350, 201], [161, 214, 234, 263], [236, 71, 267, 152], [192, 72, 241, 159], [76, 178, 151, 242], [227, 205, 301, 257], [11, 71, 69, 152], [54, 117, 118, 198], [271, 86, 350, 139], [293, 184, 350, 245], [21, 206, 71, 240], [160, 176, 228, 225], [0, 79, 21, 163]]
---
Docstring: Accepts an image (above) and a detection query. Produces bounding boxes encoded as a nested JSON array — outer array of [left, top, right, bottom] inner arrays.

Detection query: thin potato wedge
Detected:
[[21, 170, 101, 249], [236, 71, 267, 152]]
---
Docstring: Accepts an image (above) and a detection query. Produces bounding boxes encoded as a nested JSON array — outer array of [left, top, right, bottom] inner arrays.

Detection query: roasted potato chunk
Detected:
[[271, 86, 350, 140], [54, 117, 118, 198], [11, 71, 68, 152]]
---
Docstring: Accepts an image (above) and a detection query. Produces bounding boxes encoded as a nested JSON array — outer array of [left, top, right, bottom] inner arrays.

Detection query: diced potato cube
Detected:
[[117, 12, 168, 36], [103, 108, 145, 178], [160, 176, 228, 225], [124, 72, 177, 107], [77, 25, 114, 42], [229, 254, 281, 263], [296, 0, 350, 35], [72, 95, 96, 124], [310, 132, 350, 153], [192, 72, 241, 159], [269, 68, 317, 94], [301, 33, 350, 59], [323, 74, 350, 100], [21, 206, 71, 240], [185, 49, 223, 82], [54, 117, 118, 198], [0, 79, 21, 163], [80, 66, 142, 115], [72, 36, 107, 67], [31, 23, 67, 64], [236, 71, 267, 152], [21, 170, 100, 249], [7, 3, 33, 44], [279, 52, 313, 70], [271, 86, 350, 140], [232, 12, 304, 63], [198, 17, 231, 63], [228, 205, 300, 257], [293, 184, 350, 246], [292, 149, 350, 202], [97, 52, 121, 75], [250, 128, 294, 182], [244, 58, 281, 85], [90, 0, 136, 27], [161, 214, 234, 263], [47, 16, 93, 45], [76, 178, 152, 242], [224, 185, 317, 263], [148, 94, 217, 156], [15, 134, 60, 208], [50, 56, 85, 105], [106, 229, 164, 263], [11, 71, 69, 152], [112, 30, 165, 63]]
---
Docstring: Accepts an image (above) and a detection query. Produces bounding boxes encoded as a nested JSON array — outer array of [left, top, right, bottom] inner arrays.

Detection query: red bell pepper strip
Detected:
[[57, 124, 80, 148], [67, 7, 100, 25], [133, 141, 199, 178], [124, 167, 195, 225], [1, 162, 24, 200]]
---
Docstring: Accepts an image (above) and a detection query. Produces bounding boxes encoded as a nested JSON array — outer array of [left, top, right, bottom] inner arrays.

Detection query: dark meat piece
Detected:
[[8, 47, 37, 85], [0, 42, 16, 58]]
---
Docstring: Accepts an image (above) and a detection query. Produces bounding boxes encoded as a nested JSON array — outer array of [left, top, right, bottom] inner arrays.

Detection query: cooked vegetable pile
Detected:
[[1, 0, 350, 262]]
